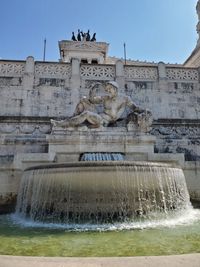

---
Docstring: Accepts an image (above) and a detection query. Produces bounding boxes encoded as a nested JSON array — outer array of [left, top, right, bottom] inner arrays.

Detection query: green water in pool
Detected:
[[0, 210, 200, 257]]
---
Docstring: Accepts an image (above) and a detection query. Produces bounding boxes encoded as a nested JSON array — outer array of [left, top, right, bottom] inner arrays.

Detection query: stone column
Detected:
[[158, 62, 167, 91], [70, 58, 81, 114], [23, 56, 35, 90], [115, 60, 125, 92], [22, 56, 35, 116]]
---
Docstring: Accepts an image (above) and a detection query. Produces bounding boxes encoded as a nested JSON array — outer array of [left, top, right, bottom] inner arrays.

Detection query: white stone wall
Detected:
[[1, 58, 200, 161], [1, 57, 200, 207], [0, 58, 199, 120]]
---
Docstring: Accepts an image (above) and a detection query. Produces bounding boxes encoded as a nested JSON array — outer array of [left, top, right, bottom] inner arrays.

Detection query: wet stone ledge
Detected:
[[0, 193, 17, 214]]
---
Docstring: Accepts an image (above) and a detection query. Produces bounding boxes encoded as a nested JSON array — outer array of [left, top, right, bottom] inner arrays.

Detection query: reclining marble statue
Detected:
[[51, 81, 152, 132]]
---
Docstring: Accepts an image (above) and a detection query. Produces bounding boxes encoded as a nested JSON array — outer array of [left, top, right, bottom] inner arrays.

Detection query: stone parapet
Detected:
[[0, 59, 198, 83]]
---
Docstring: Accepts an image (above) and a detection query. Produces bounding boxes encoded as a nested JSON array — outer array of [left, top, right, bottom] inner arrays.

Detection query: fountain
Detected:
[[0, 80, 199, 259], [15, 160, 191, 224], [14, 81, 192, 225]]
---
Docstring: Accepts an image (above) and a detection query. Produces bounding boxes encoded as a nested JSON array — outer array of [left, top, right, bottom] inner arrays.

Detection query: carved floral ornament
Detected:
[[124, 66, 158, 80]]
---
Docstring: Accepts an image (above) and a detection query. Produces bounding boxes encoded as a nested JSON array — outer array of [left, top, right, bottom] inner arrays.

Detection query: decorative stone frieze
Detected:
[[0, 123, 51, 135], [151, 120, 200, 161], [166, 67, 198, 81], [35, 62, 71, 78], [151, 125, 200, 138], [80, 65, 115, 79], [0, 61, 25, 77], [59, 41, 108, 52], [124, 66, 158, 80]]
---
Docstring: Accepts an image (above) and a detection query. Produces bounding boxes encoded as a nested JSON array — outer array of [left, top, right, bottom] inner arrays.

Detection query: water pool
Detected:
[[0, 209, 200, 257]]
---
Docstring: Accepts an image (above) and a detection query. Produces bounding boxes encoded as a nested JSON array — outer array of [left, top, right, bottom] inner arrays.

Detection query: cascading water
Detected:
[[15, 155, 192, 224], [81, 152, 124, 161]]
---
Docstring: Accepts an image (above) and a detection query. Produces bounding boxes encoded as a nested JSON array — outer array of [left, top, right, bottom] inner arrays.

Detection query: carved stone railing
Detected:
[[1, 60, 199, 86], [35, 62, 71, 78], [124, 66, 158, 81], [166, 67, 199, 81], [0, 61, 25, 77], [80, 64, 115, 80]]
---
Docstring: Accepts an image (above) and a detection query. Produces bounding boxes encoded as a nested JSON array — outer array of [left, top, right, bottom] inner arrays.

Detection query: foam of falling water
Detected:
[[11, 208, 200, 231], [15, 162, 192, 225]]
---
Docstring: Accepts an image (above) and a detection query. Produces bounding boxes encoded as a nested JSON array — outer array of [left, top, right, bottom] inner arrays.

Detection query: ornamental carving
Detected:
[[150, 125, 200, 138], [124, 66, 158, 80], [59, 40, 108, 52], [0, 62, 25, 76], [0, 123, 51, 134], [166, 68, 198, 81], [151, 124, 200, 161], [72, 43, 104, 51], [80, 65, 115, 79], [35, 63, 71, 77]]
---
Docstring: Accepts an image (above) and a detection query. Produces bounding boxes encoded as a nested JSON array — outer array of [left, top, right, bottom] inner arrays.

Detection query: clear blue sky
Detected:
[[0, 0, 198, 63]]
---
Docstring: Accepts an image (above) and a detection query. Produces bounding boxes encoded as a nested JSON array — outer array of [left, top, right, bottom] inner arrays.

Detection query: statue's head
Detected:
[[105, 81, 119, 97]]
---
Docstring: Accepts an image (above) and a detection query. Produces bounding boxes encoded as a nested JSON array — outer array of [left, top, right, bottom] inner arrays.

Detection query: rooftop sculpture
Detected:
[[71, 29, 96, 42]]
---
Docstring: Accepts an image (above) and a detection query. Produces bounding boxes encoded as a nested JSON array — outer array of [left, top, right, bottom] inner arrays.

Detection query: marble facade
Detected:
[[1, 2, 200, 212]]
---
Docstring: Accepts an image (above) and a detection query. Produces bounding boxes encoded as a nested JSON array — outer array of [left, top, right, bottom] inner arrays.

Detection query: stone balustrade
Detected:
[[0, 60, 25, 77], [0, 58, 199, 82], [0, 57, 200, 120]]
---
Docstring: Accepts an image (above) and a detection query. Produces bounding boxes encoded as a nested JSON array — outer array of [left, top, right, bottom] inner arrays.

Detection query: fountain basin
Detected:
[[16, 161, 191, 224]]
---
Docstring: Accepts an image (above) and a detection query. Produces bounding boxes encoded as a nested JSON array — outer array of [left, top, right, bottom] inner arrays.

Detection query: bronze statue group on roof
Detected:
[[71, 30, 96, 42]]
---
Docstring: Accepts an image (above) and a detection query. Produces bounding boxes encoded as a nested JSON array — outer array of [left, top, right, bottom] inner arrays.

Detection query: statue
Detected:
[[89, 81, 140, 126], [127, 109, 153, 133], [73, 30, 96, 42], [77, 29, 82, 41], [71, 32, 77, 41], [51, 81, 152, 132], [86, 30, 90, 41], [81, 31, 87, 41], [91, 33, 96, 42], [51, 89, 103, 128]]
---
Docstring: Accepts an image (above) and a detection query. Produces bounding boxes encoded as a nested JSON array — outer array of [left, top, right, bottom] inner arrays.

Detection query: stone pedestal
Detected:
[[47, 127, 156, 162]]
